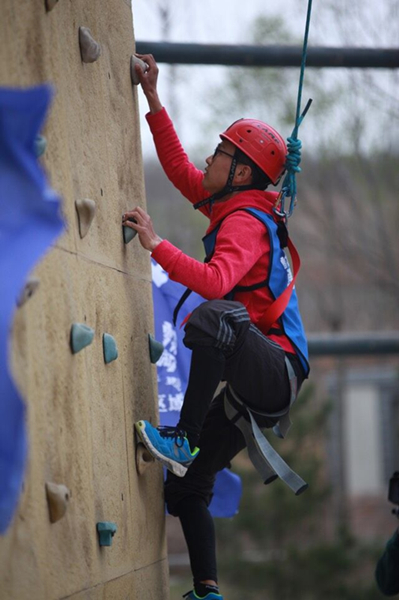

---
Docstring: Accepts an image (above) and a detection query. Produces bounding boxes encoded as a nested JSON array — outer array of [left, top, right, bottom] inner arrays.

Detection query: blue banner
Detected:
[[151, 260, 242, 517], [0, 85, 64, 533]]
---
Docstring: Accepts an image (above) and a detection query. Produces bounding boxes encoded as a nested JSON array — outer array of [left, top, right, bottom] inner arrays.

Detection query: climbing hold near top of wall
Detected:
[[75, 198, 96, 239], [79, 27, 102, 63], [97, 522, 117, 547], [70, 323, 95, 354], [16, 277, 40, 308], [148, 334, 164, 364], [123, 218, 138, 244], [45, 482, 71, 523], [103, 333, 118, 364], [130, 55, 149, 85], [45, 0, 59, 11], [34, 135, 47, 158], [136, 442, 154, 475]]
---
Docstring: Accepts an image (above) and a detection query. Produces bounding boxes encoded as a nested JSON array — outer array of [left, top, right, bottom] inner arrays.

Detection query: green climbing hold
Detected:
[[123, 218, 138, 244], [70, 323, 95, 354], [97, 522, 117, 547], [148, 334, 164, 364], [34, 135, 47, 158], [103, 333, 118, 364]]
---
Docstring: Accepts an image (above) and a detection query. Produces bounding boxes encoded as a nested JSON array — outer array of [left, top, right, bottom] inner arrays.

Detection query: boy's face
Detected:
[[202, 139, 236, 195]]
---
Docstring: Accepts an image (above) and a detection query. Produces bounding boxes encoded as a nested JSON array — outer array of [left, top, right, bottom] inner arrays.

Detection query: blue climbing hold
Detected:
[[34, 135, 47, 158], [148, 334, 164, 364], [103, 333, 118, 364], [96, 521, 117, 547], [70, 323, 94, 354], [123, 217, 137, 244]]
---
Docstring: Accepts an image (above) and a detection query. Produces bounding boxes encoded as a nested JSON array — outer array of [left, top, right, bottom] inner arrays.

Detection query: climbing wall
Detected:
[[0, 1, 168, 598]]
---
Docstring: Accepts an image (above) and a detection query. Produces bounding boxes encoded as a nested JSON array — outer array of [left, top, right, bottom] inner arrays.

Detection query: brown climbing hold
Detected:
[[45, 0, 59, 11], [136, 443, 154, 475], [130, 55, 149, 85], [16, 277, 40, 308], [45, 482, 71, 523], [79, 27, 101, 63], [75, 199, 96, 238]]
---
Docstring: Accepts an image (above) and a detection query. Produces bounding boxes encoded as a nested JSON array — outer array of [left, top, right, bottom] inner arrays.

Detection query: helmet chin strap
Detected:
[[193, 150, 257, 211]]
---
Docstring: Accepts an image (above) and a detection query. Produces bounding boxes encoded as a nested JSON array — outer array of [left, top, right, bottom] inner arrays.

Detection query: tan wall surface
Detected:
[[0, 1, 168, 598]]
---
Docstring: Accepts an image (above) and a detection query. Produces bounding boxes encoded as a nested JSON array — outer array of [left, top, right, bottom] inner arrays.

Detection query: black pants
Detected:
[[165, 300, 305, 586]]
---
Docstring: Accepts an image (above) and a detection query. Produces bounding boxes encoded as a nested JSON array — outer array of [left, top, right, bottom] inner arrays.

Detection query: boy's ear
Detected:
[[236, 164, 253, 182]]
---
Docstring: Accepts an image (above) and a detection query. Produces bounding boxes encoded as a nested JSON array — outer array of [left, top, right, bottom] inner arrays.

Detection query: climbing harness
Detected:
[[274, 0, 313, 219], [224, 355, 308, 495], [174, 206, 310, 491], [174, 208, 309, 375]]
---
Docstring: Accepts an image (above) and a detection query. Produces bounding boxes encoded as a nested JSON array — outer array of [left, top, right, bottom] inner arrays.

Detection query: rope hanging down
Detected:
[[274, 0, 313, 220]]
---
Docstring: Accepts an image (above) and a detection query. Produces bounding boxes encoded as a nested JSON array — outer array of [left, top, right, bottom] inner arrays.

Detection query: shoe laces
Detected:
[[183, 589, 219, 599], [157, 426, 186, 448]]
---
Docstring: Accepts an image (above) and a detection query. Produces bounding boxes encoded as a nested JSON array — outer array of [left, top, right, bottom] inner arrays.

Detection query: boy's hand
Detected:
[[134, 53, 163, 114], [122, 207, 162, 252]]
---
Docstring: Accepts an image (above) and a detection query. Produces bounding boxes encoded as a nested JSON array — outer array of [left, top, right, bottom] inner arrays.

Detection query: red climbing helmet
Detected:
[[220, 119, 287, 185]]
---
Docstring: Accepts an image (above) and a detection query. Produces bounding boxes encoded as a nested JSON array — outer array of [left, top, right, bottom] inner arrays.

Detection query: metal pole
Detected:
[[307, 333, 399, 356], [135, 42, 399, 69]]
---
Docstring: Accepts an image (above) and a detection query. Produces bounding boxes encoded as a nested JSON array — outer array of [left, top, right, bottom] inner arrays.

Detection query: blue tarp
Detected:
[[0, 85, 64, 533], [151, 260, 242, 518]]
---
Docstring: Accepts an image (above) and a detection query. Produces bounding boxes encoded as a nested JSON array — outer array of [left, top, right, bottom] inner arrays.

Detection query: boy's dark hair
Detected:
[[234, 148, 273, 190]]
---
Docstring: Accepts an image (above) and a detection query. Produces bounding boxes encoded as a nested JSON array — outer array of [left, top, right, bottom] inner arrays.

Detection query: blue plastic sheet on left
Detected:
[[0, 85, 64, 534], [151, 260, 242, 518]]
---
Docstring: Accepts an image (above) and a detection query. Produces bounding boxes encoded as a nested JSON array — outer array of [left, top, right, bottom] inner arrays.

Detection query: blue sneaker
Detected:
[[135, 421, 200, 477], [183, 591, 224, 599]]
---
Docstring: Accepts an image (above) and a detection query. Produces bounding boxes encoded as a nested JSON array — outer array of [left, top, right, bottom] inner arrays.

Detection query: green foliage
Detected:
[[218, 539, 383, 600]]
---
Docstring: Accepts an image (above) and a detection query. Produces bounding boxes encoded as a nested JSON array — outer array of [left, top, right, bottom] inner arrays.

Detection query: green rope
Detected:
[[275, 0, 313, 219]]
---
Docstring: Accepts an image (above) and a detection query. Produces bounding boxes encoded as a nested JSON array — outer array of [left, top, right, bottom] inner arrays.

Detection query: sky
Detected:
[[132, 0, 398, 159], [132, 0, 309, 155]]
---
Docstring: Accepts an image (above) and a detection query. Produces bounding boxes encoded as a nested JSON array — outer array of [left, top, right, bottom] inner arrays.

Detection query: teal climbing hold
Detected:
[[103, 333, 118, 364], [123, 217, 138, 244], [148, 334, 164, 364], [34, 135, 47, 158], [70, 323, 95, 354], [97, 522, 117, 547]]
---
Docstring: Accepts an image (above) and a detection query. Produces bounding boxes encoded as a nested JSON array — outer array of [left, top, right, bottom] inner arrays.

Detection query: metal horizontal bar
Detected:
[[135, 41, 399, 69], [307, 333, 399, 356]]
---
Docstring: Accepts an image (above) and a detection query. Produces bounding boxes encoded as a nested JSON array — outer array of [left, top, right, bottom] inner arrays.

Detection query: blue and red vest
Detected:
[[203, 208, 310, 377]]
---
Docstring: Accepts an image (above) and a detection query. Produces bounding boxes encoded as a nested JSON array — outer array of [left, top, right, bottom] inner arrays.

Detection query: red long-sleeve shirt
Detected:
[[148, 108, 295, 353]]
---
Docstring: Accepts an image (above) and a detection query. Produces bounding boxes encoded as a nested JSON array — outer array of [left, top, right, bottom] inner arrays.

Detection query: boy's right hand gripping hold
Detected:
[[135, 420, 199, 477], [134, 53, 163, 115]]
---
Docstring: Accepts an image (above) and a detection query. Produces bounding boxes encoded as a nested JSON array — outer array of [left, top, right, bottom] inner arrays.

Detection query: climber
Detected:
[[123, 53, 310, 600]]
